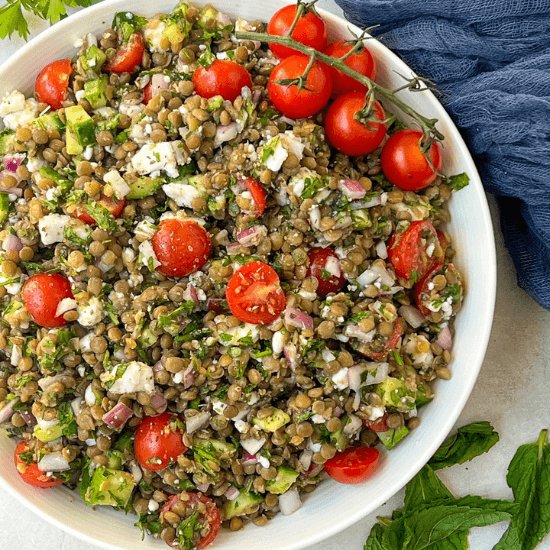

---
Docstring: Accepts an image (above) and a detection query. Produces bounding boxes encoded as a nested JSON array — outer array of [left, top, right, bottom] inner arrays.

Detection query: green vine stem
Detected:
[[235, 30, 445, 144]]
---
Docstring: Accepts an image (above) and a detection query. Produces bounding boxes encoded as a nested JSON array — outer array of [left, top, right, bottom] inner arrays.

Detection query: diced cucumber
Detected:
[[127, 176, 164, 199], [65, 105, 96, 154], [84, 74, 108, 109], [266, 465, 299, 494], [351, 208, 373, 230], [32, 113, 64, 132], [0, 130, 15, 155], [0, 192, 10, 223], [80, 44, 106, 72], [83, 466, 136, 506], [138, 325, 158, 348], [223, 489, 263, 520], [193, 438, 236, 478], [377, 426, 410, 450]]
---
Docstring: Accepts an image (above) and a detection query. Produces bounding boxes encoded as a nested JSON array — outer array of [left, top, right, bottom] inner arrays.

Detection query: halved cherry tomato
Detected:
[[14, 441, 64, 488], [103, 32, 145, 74], [152, 219, 212, 278], [356, 318, 403, 360], [237, 175, 266, 217], [414, 263, 465, 318], [387, 220, 443, 282], [134, 412, 187, 472], [324, 40, 376, 97], [363, 414, 389, 433], [192, 60, 252, 102], [267, 4, 327, 59], [226, 261, 287, 325], [306, 247, 345, 296], [35, 59, 72, 110], [22, 273, 74, 328], [380, 129, 442, 191], [324, 446, 380, 484], [325, 93, 386, 157], [268, 55, 332, 119], [73, 195, 126, 226], [143, 81, 153, 104], [161, 493, 221, 549]]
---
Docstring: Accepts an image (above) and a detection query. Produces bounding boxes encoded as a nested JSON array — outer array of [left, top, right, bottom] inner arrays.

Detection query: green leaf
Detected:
[[447, 173, 469, 192], [364, 523, 388, 550], [403, 465, 453, 512], [0, 2, 29, 39], [429, 421, 499, 471], [493, 430, 550, 550]]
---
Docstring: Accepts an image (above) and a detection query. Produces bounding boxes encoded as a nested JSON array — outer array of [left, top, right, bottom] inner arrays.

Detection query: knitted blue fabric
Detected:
[[335, 0, 550, 309]]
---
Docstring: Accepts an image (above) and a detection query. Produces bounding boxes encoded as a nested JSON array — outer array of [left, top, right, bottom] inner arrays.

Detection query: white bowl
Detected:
[[0, 1, 496, 549]]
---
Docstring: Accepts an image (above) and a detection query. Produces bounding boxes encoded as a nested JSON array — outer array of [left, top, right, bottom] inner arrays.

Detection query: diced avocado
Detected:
[[377, 426, 410, 450], [207, 195, 226, 218], [80, 44, 106, 72], [127, 176, 164, 199], [206, 95, 223, 112], [84, 74, 108, 109], [197, 4, 218, 27], [94, 107, 120, 132], [252, 408, 290, 432], [104, 449, 125, 470], [329, 415, 349, 451], [351, 209, 373, 230], [223, 489, 263, 520], [65, 105, 96, 155], [193, 438, 236, 478], [163, 22, 185, 44], [33, 423, 63, 442], [39, 167, 73, 193], [375, 377, 417, 413], [266, 465, 299, 494], [0, 192, 10, 223], [0, 130, 15, 155], [32, 112, 64, 132], [138, 325, 158, 348], [83, 466, 136, 507]]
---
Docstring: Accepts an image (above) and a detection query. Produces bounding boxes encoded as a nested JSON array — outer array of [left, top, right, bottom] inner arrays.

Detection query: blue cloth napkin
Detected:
[[335, 0, 550, 310]]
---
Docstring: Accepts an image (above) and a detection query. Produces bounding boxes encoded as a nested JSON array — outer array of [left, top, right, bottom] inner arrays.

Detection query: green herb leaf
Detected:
[[429, 421, 499, 471], [0, 2, 29, 39], [448, 173, 470, 192], [493, 430, 550, 550]]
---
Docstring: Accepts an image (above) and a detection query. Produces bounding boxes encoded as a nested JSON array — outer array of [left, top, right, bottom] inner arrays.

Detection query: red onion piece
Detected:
[[20, 410, 36, 426], [348, 363, 390, 409], [102, 402, 133, 429], [0, 397, 18, 423], [302, 463, 323, 480], [299, 449, 313, 471], [185, 411, 211, 434], [55, 297, 77, 317], [343, 414, 362, 436], [3, 154, 24, 173], [224, 486, 240, 501], [236, 225, 267, 246], [283, 344, 298, 369], [153, 360, 165, 373], [436, 326, 453, 350], [399, 305, 426, 329], [214, 122, 238, 146], [338, 179, 367, 200], [344, 324, 375, 342], [252, 89, 261, 105], [241, 453, 258, 466], [2, 186, 23, 198], [216, 11, 232, 26], [150, 73, 170, 98], [183, 364, 195, 389], [284, 307, 313, 330], [279, 488, 302, 516], [324, 255, 341, 278], [3, 233, 23, 253], [353, 194, 382, 209], [376, 240, 388, 260], [226, 242, 243, 255], [37, 452, 70, 473], [182, 284, 199, 304], [196, 483, 210, 493], [151, 391, 168, 414], [333, 406, 344, 418]]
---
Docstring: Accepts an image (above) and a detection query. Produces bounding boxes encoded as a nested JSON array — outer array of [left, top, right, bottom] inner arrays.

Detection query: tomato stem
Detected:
[[237, 30, 445, 143]]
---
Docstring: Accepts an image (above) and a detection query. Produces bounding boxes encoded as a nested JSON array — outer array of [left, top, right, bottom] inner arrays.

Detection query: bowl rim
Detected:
[[0, 1, 497, 549]]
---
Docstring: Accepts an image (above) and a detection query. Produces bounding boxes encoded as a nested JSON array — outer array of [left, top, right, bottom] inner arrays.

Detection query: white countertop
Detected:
[[1, 2, 550, 549]]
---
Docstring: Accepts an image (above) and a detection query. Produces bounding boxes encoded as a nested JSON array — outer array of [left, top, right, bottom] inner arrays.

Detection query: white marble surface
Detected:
[[1, 1, 550, 549]]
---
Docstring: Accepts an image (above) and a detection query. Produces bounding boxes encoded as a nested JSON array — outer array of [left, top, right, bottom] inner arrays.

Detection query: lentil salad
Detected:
[[0, 2, 467, 549]]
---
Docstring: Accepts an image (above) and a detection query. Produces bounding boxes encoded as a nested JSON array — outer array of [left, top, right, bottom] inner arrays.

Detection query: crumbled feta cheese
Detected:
[[223, 323, 260, 345], [77, 296, 104, 327], [107, 361, 155, 394], [84, 384, 97, 406], [39, 214, 71, 245], [212, 400, 227, 415], [311, 414, 325, 424], [0, 90, 25, 117], [138, 240, 161, 270], [143, 21, 168, 52], [0, 274, 21, 295], [104, 170, 131, 200], [263, 139, 288, 171], [258, 455, 270, 469], [2, 94, 38, 130], [132, 141, 188, 178], [332, 367, 349, 390], [119, 101, 144, 118], [75, 90, 86, 102], [162, 182, 202, 208], [11, 344, 22, 367], [27, 157, 47, 173], [79, 333, 93, 353], [272, 331, 284, 355], [234, 419, 248, 433], [366, 406, 385, 421]]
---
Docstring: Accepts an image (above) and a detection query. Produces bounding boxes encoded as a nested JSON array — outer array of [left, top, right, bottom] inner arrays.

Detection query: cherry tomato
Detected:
[[35, 59, 72, 111], [306, 248, 345, 296], [267, 4, 327, 59], [268, 55, 332, 119], [152, 219, 212, 278], [324, 40, 376, 97], [325, 93, 386, 156], [103, 32, 145, 74], [414, 263, 465, 318], [380, 129, 442, 191], [363, 414, 389, 433], [388, 220, 443, 282], [14, 441, 63, 488], [73, 195, 126, 226], [356, 318, 403, 360], [162, 493, 221, 549], [134, 412, 187, 472], [324, 446, 380, 484], [237, 175, 267, 217], [226, 261, 287, 325], [22, 273, 74, 328], [192, 60, 252, 102], [143, 81, 153, 104]]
